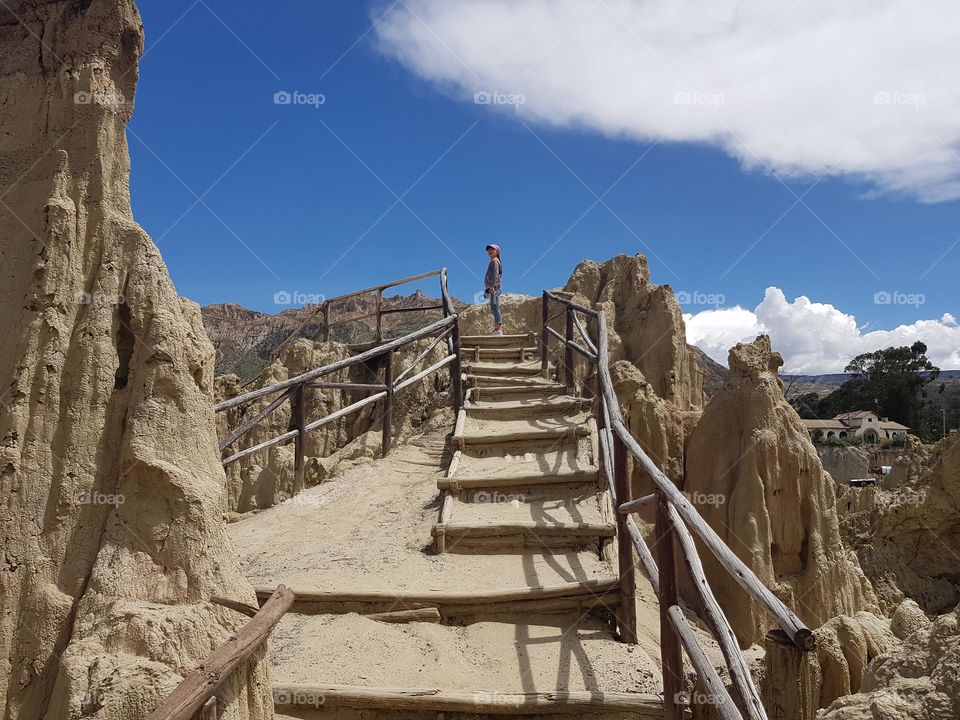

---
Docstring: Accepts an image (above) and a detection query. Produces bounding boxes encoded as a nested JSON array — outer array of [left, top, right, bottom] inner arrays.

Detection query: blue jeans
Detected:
[[488, 290, 502, 324]]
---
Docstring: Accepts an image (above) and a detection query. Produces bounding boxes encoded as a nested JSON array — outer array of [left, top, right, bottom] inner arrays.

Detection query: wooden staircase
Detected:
[[435, 334, 615, 555]]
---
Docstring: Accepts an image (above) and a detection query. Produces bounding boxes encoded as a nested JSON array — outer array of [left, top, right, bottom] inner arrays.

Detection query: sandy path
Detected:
[[229, 434, 614, 591], [228, 429, 683, 697]]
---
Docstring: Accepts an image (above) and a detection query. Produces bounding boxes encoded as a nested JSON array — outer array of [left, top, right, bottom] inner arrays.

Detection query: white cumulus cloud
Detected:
[[375, 0, 960, 201], [684, 287, 960, 374]]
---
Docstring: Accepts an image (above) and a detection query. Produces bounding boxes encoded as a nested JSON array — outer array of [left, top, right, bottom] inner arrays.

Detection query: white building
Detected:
[[801, 410, 910, 443]]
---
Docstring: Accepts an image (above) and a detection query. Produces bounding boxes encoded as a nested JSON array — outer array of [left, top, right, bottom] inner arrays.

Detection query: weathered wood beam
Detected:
[[272, 684, 666, 716], [145, 586, 294, 720], [667, 503, 767, 720]]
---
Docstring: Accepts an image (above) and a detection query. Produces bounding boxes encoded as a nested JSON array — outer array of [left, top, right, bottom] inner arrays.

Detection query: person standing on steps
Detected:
[[483, 244, 503, 335]]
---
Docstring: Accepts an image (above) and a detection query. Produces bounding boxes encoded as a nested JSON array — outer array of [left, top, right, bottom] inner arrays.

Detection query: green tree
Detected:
[[841, 341, 939, 429]]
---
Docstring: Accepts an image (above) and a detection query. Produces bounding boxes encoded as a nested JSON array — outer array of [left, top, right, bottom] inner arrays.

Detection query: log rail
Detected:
[[541, 290, 816, 720], [266, 267, 455, 367], [145, 586, 295, 720], [215, 269, 462, 490]]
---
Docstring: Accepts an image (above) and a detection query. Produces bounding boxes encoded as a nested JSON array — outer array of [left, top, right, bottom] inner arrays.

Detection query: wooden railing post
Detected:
[[450, 321, 463, 410], [376, 288, 384, 342], [656, 494, 684, 720], [613, 432, 638, 644], [762, 631, 819, 720], [322, 302, 330, 342], [382, 350, 394, 456], [564, 306, 575, 389], [292, 384, 305, 495], [541, 293, 549, 374]]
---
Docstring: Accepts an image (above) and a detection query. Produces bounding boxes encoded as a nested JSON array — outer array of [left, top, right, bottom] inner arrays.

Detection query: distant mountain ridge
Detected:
[[202, 290, 467, 380], [783, 369, 960, 394]]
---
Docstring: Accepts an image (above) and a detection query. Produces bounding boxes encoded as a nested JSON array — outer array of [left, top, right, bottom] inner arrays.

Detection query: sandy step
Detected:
[[438, 467, 599, 491], [460, 333, 535, 348], [467, 384, 568, 402], [456, 415, 590, 448], [451, 439, 596, 480], [267, 612, 664, 699], [459, 346, 538, 361], [462, 360, 545, 376], [448, 486, 606, 524], [466, 374, 556, 388], [436, 520, 615, 551], [457, 425, 589, 448], [464, 396, 591, 419], [256, 577, 619, 617]]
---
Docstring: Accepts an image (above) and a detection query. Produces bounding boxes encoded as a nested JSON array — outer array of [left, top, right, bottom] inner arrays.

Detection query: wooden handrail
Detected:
[[543, 291, 814, 649], [145, 586, 294, 720], [666, 503, 765, 719], [265, 268, 447, 366], [216, 315, 455, 412], [541, 289, 817, 719], [218, 270, 463, 473]]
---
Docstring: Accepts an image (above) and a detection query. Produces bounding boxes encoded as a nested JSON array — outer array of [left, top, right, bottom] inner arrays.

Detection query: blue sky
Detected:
[[129, 1, 960, 372]]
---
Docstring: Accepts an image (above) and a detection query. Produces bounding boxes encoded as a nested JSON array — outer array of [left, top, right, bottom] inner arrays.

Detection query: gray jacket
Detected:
[[484, 258, 502, 292]]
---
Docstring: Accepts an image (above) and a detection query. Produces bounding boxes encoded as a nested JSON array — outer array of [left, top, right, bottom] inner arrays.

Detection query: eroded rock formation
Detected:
[[0, 1, 270, 716], [563, 254, 704, 411], [820, 606, 958, 720], [840, 431, 960, 614], [684, 336, 878, 648]]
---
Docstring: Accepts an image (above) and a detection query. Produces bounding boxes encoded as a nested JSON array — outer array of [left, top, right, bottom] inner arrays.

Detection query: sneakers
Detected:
[[491, 327, 504, 336]]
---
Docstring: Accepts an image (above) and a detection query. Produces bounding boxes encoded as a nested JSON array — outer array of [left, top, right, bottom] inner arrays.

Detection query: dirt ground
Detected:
[[229, 429, 735, 703]]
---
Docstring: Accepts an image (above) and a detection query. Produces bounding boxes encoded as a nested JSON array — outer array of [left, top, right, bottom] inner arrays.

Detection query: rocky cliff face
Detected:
[[684, 336, 878, 648], [840, 431, 960, 614], [0, 2, 270, 717], [563, 254, 704, 411]]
